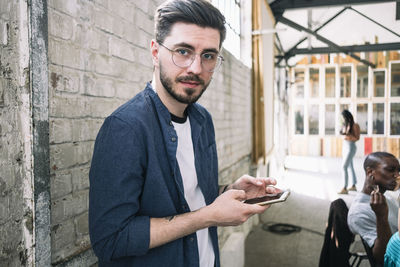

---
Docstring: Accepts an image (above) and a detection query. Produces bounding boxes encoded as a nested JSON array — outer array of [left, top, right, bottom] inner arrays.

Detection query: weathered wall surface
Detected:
[[45, 0, 253, 265], [0, 0, 34, 266], [47, 0, 163, 264]]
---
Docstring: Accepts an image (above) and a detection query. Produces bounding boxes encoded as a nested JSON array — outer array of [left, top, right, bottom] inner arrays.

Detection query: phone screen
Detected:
[[244, 192, 284, 204]]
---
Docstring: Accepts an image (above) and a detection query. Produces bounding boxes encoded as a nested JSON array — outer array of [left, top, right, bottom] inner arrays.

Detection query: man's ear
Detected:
[[366, 167, 374, 178], [151, 40, 159, 67]]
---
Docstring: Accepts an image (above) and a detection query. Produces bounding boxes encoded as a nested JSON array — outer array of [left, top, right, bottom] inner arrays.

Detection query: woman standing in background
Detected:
[[338, 110, 360, 194]]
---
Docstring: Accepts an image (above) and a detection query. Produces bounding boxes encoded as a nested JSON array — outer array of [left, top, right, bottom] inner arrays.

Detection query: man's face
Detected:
[[373, 157, 400, 191], [155, 22, 220, 104]]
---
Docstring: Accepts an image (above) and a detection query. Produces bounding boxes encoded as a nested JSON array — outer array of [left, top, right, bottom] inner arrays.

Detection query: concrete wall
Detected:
[[0, 0, 34, 266], [46, 0, 254, 265]]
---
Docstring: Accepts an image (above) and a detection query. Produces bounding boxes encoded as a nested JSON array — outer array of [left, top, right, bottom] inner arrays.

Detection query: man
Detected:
[[89, 0, 278, 266], [348, 152, 400, 265]]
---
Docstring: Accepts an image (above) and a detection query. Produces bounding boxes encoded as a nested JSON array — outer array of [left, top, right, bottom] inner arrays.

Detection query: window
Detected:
[[373, 103, 384, 134], [291, 60, 400, 138], [212, 0, 241, 59], [294, 105, 304, 134], [325, 104, 335, 135], [340, 66, 351, 97], [325, 67, 335, 97], [294, 69, 305, 98], [390, 62, 400, 97], [373, 70, 385, 97], [309, 104, 319, 135], [357, 65, 368, 98], [357, 104, 368, 134], [309, 68, 319, 98], [390, 103, 400, 135], [340, 104, 349, 112]]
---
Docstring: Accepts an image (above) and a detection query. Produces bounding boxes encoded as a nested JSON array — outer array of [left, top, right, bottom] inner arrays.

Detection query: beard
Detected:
[[159, 64, 210, 104]]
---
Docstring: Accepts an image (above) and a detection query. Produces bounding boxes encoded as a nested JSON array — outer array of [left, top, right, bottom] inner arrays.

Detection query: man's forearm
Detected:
[[373, 217, 392, 263], [149, 206, 215, 249]]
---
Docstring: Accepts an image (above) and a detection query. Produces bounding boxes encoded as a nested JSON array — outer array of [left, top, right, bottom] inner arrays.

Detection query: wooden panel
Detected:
[[377, 52, 386, 68], [364, 137, 372, 155], [387, 138, 400, 158], [334, 137, 343, 157], [389, 51, 400, 61], [372, 137, 386, 152]]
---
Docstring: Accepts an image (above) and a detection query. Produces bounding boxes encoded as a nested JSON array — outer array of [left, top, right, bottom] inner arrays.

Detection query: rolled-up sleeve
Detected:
[[89, 115, 150, 261]]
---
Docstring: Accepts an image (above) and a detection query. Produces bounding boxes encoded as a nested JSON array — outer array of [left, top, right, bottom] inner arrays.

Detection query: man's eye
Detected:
[[202, 53, 216, 60], [176, 48, 191, 56]]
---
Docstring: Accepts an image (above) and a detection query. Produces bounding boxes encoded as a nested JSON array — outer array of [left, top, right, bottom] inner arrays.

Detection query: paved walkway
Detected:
[[245, 156, 369, 267]]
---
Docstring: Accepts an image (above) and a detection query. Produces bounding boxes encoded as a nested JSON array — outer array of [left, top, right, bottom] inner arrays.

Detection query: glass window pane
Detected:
[[390, 103, 400, 135], [390, 63, 400, 97], [357, 65, 368, 97], [372, 103, 384, 134], [340, 66, 351, 97], [340, 104, 349, 112], [357, 104, 368, 134], [309, 105, 319, 135], [309, 68, 319, 98], [325, 67, 335, 97], [295, 69, 304, 98], [325, 104, 335, 135], [373, 71, 385, 97], [294, 105, 304, 134]]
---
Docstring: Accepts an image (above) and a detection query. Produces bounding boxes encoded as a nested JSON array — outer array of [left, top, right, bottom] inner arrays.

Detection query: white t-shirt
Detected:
[[172, 116, 215, 267], [348, 192, 399, 247]]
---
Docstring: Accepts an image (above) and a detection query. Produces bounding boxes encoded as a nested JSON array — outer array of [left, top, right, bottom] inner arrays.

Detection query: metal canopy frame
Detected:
[[270, 0, 400, 68]]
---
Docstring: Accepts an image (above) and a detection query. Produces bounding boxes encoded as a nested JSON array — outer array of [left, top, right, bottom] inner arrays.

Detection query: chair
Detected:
[[361, 237, 382, 267], [349, 238, 368, 267], [319, 198, 368, 267]]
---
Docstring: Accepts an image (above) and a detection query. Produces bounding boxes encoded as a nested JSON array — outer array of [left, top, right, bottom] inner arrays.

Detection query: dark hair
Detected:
[[154, 0, 226, 48], [341, 110, 354, 134], [363, 152, 397, 171]]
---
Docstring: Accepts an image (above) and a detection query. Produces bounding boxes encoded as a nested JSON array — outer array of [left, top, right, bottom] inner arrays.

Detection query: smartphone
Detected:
[[244, 190, 290, 206]]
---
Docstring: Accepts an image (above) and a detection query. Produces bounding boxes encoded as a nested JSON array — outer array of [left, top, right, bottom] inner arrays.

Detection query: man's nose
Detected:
[[186, 55, 203, 74]]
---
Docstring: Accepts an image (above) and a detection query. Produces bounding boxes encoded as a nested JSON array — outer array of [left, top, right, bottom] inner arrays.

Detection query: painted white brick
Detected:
[[50, 141, 93, 170], [51, 172, 73, 199], [49, 68, 80, 94], [48, 0, 79, 17], [84, 74, 115, 97], [71, 166, 90, 192], [135, 9, 154, 34], [109, 36, 136, 62], [51, 219, 75, 251], [49, 39, 83, 70], [109, 0, 135, 23], [48, 11, 74, 40], [51, 190, 89, 225]]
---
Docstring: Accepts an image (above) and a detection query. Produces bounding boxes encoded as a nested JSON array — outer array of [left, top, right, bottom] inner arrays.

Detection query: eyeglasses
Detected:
[[159, 43, 224, 73]]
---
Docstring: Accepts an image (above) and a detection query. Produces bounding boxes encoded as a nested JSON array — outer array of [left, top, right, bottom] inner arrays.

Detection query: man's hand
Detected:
[[204, 189, 269, 227], [230, 175, 279, 199], [370, 188, 389, 219], [370, 188, 391, 264]]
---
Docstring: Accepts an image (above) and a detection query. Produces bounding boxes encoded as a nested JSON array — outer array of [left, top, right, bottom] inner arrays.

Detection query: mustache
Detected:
[[176, 75, 204, 85]]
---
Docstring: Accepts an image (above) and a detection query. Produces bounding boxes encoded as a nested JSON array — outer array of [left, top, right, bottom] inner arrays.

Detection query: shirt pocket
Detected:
[[197, 142, 218, 202]]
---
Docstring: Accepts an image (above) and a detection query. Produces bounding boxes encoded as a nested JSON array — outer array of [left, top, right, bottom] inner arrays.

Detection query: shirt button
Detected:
[[169, 121, 173, 126], [171, 137, 176, 142], [190, 237, 194, 242]]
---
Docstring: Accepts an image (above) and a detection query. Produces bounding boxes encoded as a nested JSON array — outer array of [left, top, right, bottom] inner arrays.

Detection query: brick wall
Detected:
[[0, 0, 34, 266], [47, 0, 253, 264]]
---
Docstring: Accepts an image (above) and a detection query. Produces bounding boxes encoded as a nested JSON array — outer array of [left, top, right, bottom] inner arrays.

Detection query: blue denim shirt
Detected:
[[89, 83, 220, 266]]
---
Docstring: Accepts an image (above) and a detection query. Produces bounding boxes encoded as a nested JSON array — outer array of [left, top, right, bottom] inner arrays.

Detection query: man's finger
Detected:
[[230, 189, 246, 201]]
